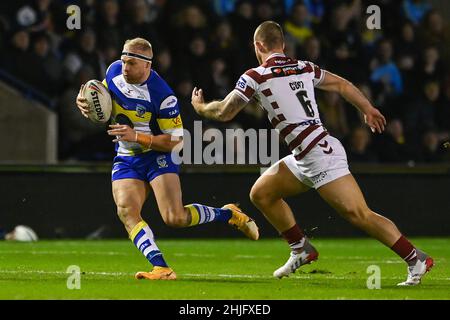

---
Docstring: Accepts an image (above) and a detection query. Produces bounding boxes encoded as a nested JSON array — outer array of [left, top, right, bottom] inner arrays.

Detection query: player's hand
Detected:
[[76, 84, 90, 118], [364, 107, 386, 134], [191, 87, 205, 111], [107, 124, 137, 143]]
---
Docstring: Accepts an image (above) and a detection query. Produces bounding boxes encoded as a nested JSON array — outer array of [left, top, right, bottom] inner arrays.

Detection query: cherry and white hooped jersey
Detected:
[[233, 53, 328, 160]]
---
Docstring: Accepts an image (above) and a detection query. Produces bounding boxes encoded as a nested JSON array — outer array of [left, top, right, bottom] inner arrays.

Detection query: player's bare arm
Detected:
[[317, 71, 386, 133], [107, 124, 182, 152], [191, 87, 248, 122]]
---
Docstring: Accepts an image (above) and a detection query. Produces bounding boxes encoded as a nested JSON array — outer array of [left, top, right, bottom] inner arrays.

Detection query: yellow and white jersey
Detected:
[[103, 60, 183, 156]]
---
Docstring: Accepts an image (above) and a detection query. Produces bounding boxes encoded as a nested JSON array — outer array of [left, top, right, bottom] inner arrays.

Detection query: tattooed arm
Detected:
[[191, 87, 248, 122]]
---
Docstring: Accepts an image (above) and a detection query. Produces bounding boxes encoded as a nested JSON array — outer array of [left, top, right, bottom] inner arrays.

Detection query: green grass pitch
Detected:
[[0, 238, 448, 299]]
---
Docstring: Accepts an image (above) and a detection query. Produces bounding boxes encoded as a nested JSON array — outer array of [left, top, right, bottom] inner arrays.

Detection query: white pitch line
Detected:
[[1, 270, 449, 281], [0, 250, 129, 256]]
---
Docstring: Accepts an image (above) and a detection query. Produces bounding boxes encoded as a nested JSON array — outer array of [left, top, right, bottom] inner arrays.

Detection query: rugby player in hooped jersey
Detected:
[[76, 38, 259, 280], [191, 22, 433, 286]]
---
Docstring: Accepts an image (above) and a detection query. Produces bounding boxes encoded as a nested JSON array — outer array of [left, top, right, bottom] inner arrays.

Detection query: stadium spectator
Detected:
[[415, 46, 447, 84], [396, 22, 420, 93], [122, 0, 162, 52], [402, 0, 432, 25], [370, 39, 403, 107], [317, 91, 349, 140], [376, 119, 414, 163], [63, 28, 105, 82], [154, 46, 176, 87], [209, 20, 240, 79], [418, 129, 447, 163], [283, 2, 314, 46], [58, 66, 111, 161], [419, 10, 450, 64], [254, 0, 277, 24], [435, 78, 450, 134], [228, 0, 256, 49], [300, 36, 325, 67], [29, 32, 62, 96], [346, 126, 378, 163], [95, 0, 124, 51], [403, 81, 439, 140], [0, 0, 448, 163], [170, 4, 209, 51], [3, 29, 37, 87]]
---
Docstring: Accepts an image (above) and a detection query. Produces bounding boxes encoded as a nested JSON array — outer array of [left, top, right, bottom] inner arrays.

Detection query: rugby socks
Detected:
[[391, 235, 418, 266], [185, 204, 233, 226], [129, 221, 168, 267], [281, 224, 307, 252]]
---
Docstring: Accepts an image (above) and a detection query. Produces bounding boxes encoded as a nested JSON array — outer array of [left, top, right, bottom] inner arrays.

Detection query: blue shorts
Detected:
[[111, 151, 179, 182]]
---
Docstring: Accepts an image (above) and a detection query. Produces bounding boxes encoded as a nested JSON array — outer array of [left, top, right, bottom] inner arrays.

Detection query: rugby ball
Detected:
[[10, 225, 38, 242], [83, 79, 112, 123]]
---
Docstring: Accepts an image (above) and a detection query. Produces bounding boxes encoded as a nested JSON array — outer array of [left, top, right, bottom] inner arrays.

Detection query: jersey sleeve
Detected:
[[156, 95, 184, 137], [306, 61, 325, 87], [233, 70, 258, 102]]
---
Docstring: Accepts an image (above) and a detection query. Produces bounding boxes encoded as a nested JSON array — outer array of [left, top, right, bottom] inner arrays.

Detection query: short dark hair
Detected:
[[254, 21, 284, 50]]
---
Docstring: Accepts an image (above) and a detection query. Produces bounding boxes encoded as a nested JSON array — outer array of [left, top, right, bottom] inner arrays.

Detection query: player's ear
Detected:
[[255, 41, 265, 53]]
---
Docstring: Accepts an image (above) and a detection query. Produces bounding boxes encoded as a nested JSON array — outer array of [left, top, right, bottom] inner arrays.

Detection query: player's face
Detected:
[[121, 50, 151, 84]]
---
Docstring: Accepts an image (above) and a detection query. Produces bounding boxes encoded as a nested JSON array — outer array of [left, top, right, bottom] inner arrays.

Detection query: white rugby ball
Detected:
[[83, 79, 112, 123], [12, 225, 38, 242]]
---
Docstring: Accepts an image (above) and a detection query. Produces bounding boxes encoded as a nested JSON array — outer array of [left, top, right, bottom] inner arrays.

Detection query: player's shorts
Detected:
[[111, 151, 179, 182], [280, 135, 350, 189]]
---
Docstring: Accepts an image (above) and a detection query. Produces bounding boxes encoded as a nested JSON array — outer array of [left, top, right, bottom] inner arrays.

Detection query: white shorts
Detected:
[[280, 135, 350, 189]]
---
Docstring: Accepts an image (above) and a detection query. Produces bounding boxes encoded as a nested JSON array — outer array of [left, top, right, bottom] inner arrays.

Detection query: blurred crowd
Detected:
[[0, 0, 449, 163]]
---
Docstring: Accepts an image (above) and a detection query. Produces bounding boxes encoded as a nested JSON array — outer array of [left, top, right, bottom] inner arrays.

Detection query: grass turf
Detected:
[[0, 238, 448, 300]]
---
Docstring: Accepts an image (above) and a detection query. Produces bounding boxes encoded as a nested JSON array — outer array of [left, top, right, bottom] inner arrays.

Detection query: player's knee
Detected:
[[116, 203, 140, 224], [249, 186, 277, 207], [343, 205, 371, 225]]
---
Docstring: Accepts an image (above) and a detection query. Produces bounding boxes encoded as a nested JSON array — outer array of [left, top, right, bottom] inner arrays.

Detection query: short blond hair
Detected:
[[124, 38, 152, 54], [254, 21, 284, 50]]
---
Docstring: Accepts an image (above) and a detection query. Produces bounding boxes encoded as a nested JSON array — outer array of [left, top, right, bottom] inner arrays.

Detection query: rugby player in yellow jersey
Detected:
[[76, 38, 259, 280]]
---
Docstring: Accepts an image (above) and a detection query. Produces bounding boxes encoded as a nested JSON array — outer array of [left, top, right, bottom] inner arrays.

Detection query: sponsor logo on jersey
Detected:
[[270, 65, 303, 77], [299, 119, 321, 126], [135, 105, 146, 118], [167, 98, 177, 107], [157, 155, 168, 168], [172, 117, 182, 125], [236, 77, 247, 89], [160, 96, 177, 110]]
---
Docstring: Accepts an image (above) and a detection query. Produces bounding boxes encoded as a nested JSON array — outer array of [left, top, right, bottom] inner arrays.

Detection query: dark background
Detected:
[[2, 166, 449, 239]]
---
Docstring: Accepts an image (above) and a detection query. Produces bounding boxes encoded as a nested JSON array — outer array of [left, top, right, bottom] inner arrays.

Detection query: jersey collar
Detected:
[[265, 53, 286, 61]]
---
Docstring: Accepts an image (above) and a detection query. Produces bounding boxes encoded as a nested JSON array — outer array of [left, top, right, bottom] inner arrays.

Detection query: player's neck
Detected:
[[261, 50, 285, 63], [135, 69, 151, 85]]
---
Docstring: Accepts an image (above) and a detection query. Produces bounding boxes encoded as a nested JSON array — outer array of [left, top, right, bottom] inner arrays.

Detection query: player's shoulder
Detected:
[[105, 60, 122, 79], [241, 66, 266, 84], [147, 70, 177, 108], [148, 71, 173, 94]]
